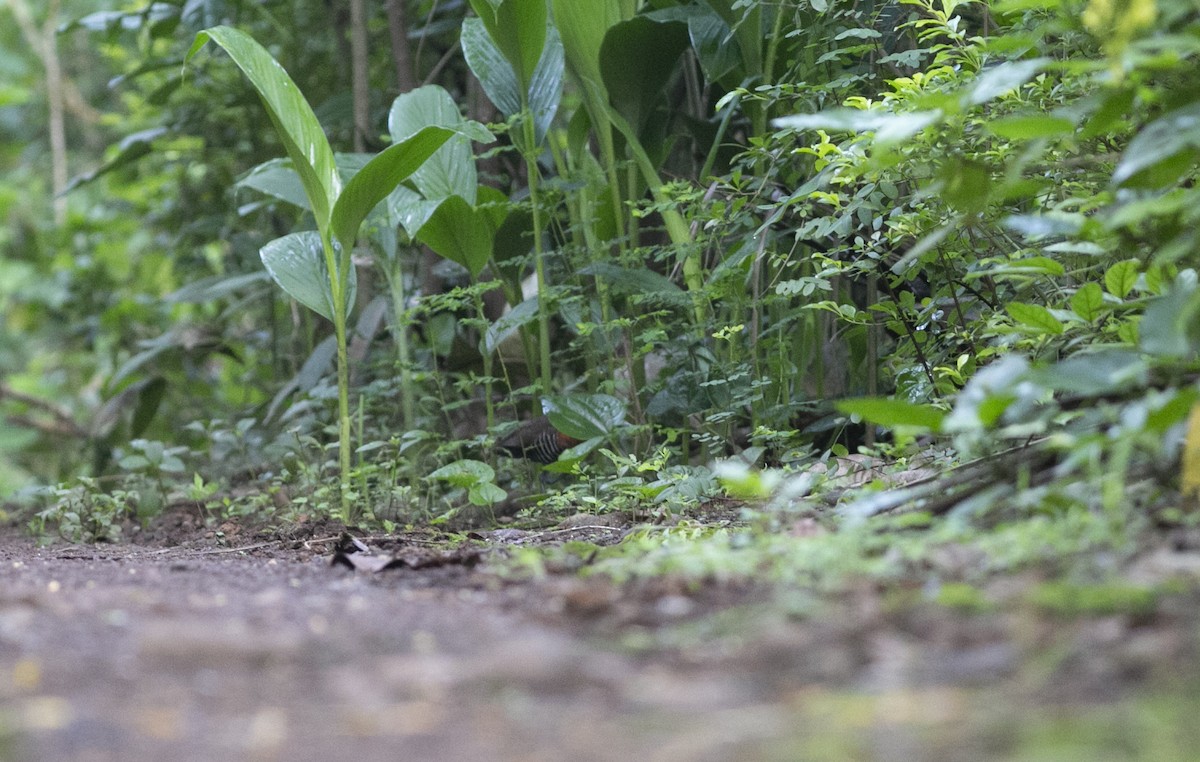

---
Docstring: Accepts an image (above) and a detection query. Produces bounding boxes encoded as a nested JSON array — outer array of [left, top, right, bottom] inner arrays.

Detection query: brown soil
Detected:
[[2, 510, 1200, 761]]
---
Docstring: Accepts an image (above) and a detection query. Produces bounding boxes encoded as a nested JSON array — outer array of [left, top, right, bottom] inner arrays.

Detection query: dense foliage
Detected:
[[2, 0, 1198, 567]]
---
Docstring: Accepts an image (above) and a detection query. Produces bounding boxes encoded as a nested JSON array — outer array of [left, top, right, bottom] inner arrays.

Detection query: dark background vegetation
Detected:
[[0, 0, 1197, 586]]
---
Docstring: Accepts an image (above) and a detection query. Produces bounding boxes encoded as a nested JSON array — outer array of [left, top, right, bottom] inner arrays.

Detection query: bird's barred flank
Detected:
[[496, 416, 581, 464]]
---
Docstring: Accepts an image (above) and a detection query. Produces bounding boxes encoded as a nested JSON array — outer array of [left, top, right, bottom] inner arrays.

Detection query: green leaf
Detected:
[[428, 459, 495, 488], [686, 10, 742, 84], [416, 194, 498, 278], [836, 398, 945, 432], [462, 18, 521, 117], [987, 114, 1075, 139], [330, 126, 454, 252], [189, 26, 339, 232], [772, 108, 943, 146], [600, 16, 690, 136], [939, 158, 991, 215], [543, 394, 626, 440], [1007, 302, 1064, 334], [1104, 259, 1139, 298], [389, 85, 492, 203], [462, 20, 562, 143], [485, 296, 539, 355], [469, 481, 507, 506], [468, 0, 546, 92], [1113, 103, 1200, 188], [259, 232, 355, 322], [1030, 350, 1148, 395], [235, 158, 310, 208], [1140, 282, 1200, 357], [551, 0, 625, 107], [131, 377, 167, 438], [1070, 282, 1105, 322], [963, 58, 1048, 106]]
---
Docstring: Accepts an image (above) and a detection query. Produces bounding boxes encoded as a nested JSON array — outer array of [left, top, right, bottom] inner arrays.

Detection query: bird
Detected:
[[496, 415, 581, 464]]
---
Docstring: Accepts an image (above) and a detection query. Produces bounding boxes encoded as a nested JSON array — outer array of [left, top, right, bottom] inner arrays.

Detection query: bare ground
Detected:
[[2, 509, 1200, 761]]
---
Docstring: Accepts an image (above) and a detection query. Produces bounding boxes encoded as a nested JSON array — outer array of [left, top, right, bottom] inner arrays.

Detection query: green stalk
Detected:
[[520, 112, 552, 397], [383, 258, 416, 430], [324, 235, 353, 524]]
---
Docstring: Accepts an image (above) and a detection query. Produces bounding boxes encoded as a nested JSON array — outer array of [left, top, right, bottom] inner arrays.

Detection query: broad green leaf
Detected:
[[963, 58, 1048, 106], [543, 394, 626, 440], [428, 458, 495, 487], [600, 17, 690, 135], [541, 437, 604, 472], [1140, 282, 1200, 357], [467, 0, 546, 92], [939, 158, 990, 215], [260, 231, 355, 322], [987, 114, 1075, 139], [389, 85, 493, 203], [552, 0, 625, 103], [235, 158, 310, 208], [772, 108, 943, 146], [701, 0, 763, 76], [1031, 350, 1148, 395], [1007, 302, 1064, 334], [462, 18, 521, 116], [189, 26, 339, 231], [387, 185, 443, 238], [329, 126, 453, 252], [526, 26, 565, 143], [1113, 102, 1200, 187], [469, 481, 507, 506], [836, 398, 945, 432], [462, 21, 562, 143], [942, 355, 1029, 433], [485, 296, 539, 355], [1070, 282, 1105, 321], [686, 11, 741, 84], [416, 194, 497, 278], [1104, 259, 1139, 298], [577, 263, 684, 296], [131, 377, 167, 438]]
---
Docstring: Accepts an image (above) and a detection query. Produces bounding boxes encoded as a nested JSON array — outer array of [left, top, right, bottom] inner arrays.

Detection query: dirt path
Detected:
[[2, 525, 1199, 761]]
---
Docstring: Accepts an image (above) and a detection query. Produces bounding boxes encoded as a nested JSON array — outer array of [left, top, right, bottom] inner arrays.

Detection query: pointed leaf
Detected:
[[485, 295, 539, 354], [462, 18, 521, 117], [1104, 259, 1139, 298], [330, 126, 453, 251], [260, 231, 355, 322], [417, 195, 497, 278], [836, 398, 945, 432], [235, 158, 310, 208], [467, 0, 546, 91], [389, 85, 481, 203], [1070, 282, 1105, 322], [1006, 302, 1064, 335], [543, 394, 626, 440], [601, 17, 689, 135], [189, 26, 339, 231]]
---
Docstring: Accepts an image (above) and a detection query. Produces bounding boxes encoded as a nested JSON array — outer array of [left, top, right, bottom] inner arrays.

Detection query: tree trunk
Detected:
[[349, 0, 371, 152], [385, 0, 416, 93]]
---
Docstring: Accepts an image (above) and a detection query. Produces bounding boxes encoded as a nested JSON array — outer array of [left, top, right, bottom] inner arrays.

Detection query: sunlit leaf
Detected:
[[543, 394, 626, 440], [1104, 259, 1139, 298], [1070, 282, 1105, 322], [837, 398, 945, 432], [330, 126, 454, 251], [189, 26, 339, 230], [259, 231, 355, 322], [1007, 302, 1064, 334]]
